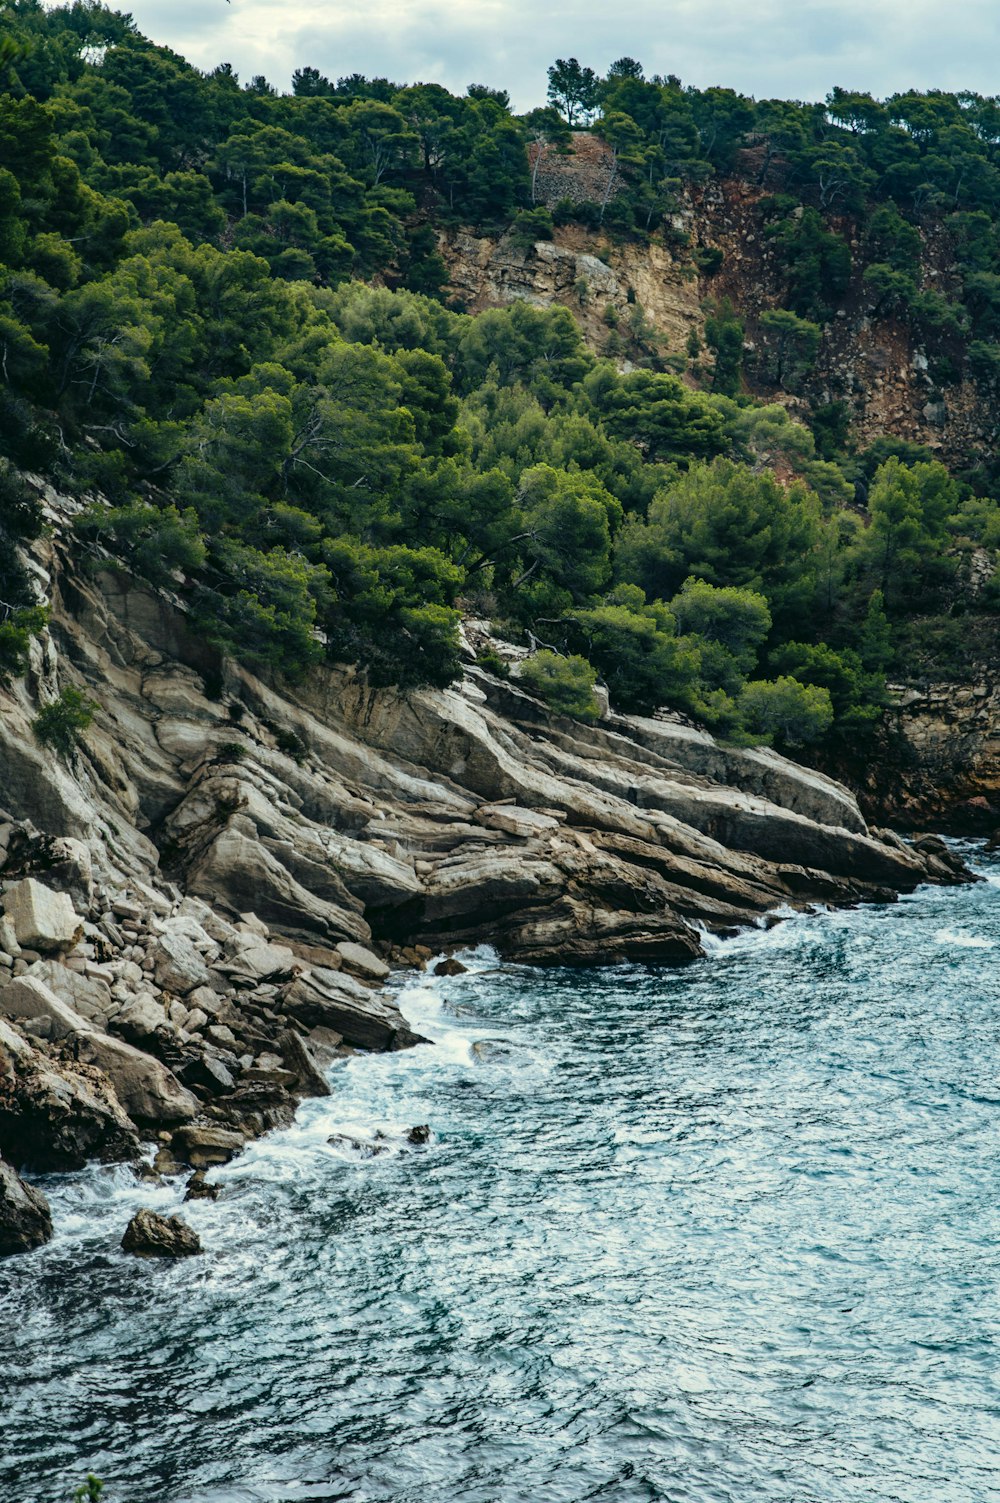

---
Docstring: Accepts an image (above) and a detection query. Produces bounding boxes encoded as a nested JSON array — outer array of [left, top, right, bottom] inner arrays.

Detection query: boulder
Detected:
[[277, 1027, 330, 1098], [334, 941, 391, 982], [221, 937, 299, 982], [0, 1158, 52, 1255], [2, 879, 83, 955], [179, 1051, 235, 1097], [183, 1170, 219, 1202], [433, 957, 467, 977], [121, 1208, 202, 1258], [0, 973, 92, 1040], [327, 1131, 387, 1158], [29, 961, 114, 1027], [280, 971, 427, 1053], [112, 994, 172, 1045], [407, 1124, 431, 1145], [72, 1033, 198, 1126], [0, 1017, 140, 1171], [153, 931, 211, 996], [172, 1124, 245, 1168]]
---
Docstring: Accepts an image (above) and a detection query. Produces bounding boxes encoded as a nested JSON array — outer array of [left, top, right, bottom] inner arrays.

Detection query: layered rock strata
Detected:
[[0, 491, 973, 1251]]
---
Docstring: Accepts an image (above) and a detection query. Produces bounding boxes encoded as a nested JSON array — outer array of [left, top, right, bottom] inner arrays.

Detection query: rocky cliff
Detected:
[[0, 482, 972, 1252], [441, 136, 995, 467]]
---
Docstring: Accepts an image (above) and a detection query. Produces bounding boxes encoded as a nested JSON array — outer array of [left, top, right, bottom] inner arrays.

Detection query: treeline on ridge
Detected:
[[0, 1, 998, 752]]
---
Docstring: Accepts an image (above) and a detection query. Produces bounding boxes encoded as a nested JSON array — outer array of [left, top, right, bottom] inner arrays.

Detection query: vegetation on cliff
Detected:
[[0, 2, 998, 752]]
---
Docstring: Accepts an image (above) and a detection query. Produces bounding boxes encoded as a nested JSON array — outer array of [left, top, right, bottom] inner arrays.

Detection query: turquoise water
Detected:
[[4, 851, 1000, 1502]]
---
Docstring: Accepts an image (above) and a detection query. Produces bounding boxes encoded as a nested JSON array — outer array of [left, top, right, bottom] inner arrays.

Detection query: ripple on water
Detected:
[[3, 861, 1000, 1502]]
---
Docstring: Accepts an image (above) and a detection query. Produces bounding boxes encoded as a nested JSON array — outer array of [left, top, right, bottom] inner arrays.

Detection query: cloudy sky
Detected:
[[118, 0, 998, 109]]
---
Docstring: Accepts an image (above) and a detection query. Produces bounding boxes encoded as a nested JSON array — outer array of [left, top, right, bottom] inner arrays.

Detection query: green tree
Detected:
[[33, 685, 97, 759], [519, 649, 600, 719], [737, 675, 834, 747], [757, 309, 822, 390], [546, 58, 599, 127]]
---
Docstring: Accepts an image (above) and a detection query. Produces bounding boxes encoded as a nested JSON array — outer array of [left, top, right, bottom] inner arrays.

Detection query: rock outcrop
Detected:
[[121, 1207, 201, 1258], [0, 1158, 52, 1255], [0, 484, 975, 1252]]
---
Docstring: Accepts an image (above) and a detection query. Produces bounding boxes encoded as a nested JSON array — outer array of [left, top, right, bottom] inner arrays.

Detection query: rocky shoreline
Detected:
[[0, 485, 976, 1255]]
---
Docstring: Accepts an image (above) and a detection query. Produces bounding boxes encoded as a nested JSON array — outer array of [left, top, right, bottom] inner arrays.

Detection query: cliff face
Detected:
[[0, 484, 975, 1248], [837, 679, 1000, 832], [3, 488, 961, 968], [441, 137, 995, 466]]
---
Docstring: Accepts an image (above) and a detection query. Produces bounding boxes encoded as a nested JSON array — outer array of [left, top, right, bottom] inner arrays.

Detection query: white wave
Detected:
[[934, 927, 994, 949]]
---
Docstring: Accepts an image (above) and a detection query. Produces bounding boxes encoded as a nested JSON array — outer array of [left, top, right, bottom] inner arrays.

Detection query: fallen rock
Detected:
[[280, 971, 427, 1052], [178, 1052, 236, 1097], [29, 961, 114, 1027], [183, 1170, 219, 1202], [111, 994, 172, 1045], [153, 931, 211, 996], [2, 879, 83, 955], [0, 973, 93, 1040], [327, 1131, 387, 1158], [433, 957, 467, 977], [0, 1017, 140, 1171], [121, 1208, 202, 1258], [0, 1157, 52, 1255], [278, 1027, 330, 1098], [407, 1124, 431, 1144], [172, 1124, 245, 1168], [72, 1032, 198, 1126], [335, 941, 390, 982]]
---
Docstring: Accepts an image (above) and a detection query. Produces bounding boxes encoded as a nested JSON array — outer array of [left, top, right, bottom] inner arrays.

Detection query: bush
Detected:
[[519, 650, 601, 720], [33, 687, 97, 759], [737, 675, 833, 747], [0, 605, 47, 681]]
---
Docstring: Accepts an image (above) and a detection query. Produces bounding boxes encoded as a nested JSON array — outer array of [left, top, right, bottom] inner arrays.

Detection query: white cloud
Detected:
[[119, 0, 1000, 110]]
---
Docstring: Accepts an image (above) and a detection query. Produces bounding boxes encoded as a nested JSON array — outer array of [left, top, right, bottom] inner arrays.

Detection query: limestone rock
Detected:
[[0, 1017, 140, 1171], [172, 1124, 245, 1168], [153, 931, 211, 996], [121, 1207, 202, 1258], [183, 1170, 219, 1202], [29, 961, 114, 1027], [277, 1027, 330, 1098], [335, 940, 390, 981], [72, 1032, 197, 1126], [0, 1158, 52, 1256], [2, 879, 83, 955], [112, 993, 172, 1045], [280, 971, 426, 1052]]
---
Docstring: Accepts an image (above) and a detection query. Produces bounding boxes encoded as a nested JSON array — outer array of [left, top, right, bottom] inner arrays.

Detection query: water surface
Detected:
[[4, 853, 1000, 1502]]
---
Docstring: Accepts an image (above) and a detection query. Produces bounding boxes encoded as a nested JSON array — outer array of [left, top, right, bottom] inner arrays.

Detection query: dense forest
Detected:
[[1, 0, 999, 753]]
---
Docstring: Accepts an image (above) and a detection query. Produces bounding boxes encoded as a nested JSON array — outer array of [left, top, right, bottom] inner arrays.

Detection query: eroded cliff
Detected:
[[0, 484, 973, 1249]]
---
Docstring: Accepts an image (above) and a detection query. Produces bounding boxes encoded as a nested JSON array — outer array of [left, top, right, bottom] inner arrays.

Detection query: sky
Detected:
[[115, 0, 999, 110]]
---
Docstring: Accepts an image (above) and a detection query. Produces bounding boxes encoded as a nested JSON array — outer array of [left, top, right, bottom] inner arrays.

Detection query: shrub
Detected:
[[0, 605, 47, 681], [33, 687, 97, 759], [737, 675, 834, 747], [474, 649, 510, 678], [519, 650, 601, 720]]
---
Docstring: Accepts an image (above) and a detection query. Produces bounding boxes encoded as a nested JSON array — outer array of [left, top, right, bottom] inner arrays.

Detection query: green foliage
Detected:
[[33, 685, 97, 759], [765, 208, 851, 321], [737, 675, 834, 747], [860, 457, 958, 609], [570, 592, 701, 716], [703, 299, 744, 396], [756, 309, 822, 390], [73, 1478, 103, 1503], [0, 17, 994, 736], [616, 458, 823, 633], [519, 649, 600, 719], [0, 604, 47, 681], [768, 640, 885, 728]]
